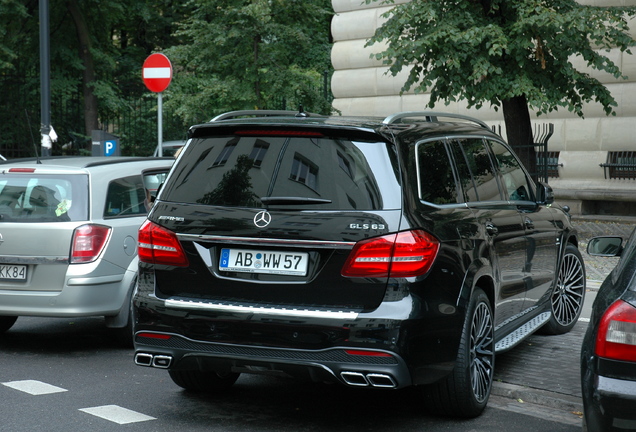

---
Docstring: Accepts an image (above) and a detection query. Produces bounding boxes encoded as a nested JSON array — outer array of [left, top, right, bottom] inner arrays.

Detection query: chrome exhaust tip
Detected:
[[340, 371, 369, 387], [134, 352, 153, 367], [152, 355, 172, 369], [367, 373, 397, 388]]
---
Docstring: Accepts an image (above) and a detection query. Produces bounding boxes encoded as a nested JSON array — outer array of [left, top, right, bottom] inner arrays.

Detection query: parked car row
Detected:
[[1, 111, 633, 430]]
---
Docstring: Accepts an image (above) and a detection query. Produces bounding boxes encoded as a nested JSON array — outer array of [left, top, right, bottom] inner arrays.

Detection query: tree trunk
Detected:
[[502, 95, 537, 182], [67, 0, 99, 136]]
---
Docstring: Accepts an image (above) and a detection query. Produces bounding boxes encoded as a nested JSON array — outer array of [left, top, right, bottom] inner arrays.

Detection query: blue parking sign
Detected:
[[105, 140, 117, 156]]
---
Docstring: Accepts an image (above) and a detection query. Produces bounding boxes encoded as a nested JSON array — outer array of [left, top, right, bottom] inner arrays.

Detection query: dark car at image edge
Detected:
[[582, 234, 636, 431], [132, 110, 586, 418]]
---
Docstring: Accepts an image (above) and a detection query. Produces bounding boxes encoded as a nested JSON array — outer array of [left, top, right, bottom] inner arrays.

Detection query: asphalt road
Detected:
[[0, 316, 583, 432]]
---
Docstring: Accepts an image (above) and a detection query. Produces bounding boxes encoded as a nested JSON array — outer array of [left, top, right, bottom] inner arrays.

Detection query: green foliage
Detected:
[[366, 0, 636, 118], [0, 0, 334, 157], [163, 0, 334, 123], [0, 0, 28, 71]]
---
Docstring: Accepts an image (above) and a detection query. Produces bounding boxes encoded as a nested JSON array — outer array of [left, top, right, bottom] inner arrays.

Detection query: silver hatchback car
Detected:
[[0, 157, 172, 343]]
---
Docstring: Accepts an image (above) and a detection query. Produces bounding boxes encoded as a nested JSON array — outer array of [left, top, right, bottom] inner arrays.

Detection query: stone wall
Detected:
[[330, 0, 636, 215]]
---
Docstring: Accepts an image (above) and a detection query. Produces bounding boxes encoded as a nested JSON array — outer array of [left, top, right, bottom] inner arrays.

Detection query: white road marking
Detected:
[[79, 405, 156, 425], [2, 380, 67, 395]]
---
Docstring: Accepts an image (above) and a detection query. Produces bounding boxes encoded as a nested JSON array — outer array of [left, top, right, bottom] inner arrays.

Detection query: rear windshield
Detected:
[[0, 174, 88, 222], [160, 135, 401, 210]]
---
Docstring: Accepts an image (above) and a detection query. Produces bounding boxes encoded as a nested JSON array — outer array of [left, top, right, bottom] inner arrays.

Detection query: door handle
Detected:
[[524, 217, 534, 230], [485, 222, 499, 237]]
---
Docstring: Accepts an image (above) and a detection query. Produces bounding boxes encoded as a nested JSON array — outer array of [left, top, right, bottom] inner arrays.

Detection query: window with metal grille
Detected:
[[601, 151, 636, 179], [536, 151, 561, 179]]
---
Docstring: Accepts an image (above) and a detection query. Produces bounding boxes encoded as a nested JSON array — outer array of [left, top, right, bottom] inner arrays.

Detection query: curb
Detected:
[[491, 381, 583, 413]]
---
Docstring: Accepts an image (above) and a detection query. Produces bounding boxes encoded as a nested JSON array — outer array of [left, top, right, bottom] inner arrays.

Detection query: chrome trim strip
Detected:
[[177, 234, 355, 249], [164, 298, 359, 319], [67, 275, 124, 286], [597, 375, 636, 399], [0, 256, 67, 265]]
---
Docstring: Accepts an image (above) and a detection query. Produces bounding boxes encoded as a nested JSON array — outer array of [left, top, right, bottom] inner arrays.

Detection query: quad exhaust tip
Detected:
[[135, 352, 172, 369], [340, 371, 397, 388]]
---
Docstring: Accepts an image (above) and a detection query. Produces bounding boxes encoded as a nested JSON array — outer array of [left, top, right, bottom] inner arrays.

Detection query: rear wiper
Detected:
[[260, 196, 332, 205]]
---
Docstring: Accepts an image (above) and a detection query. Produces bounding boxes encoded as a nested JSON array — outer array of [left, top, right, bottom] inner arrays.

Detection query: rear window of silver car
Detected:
[[0, 174, 88, 222], [160, 135, 401, 210]]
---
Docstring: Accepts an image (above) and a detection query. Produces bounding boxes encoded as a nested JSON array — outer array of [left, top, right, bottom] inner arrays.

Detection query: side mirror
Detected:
[[587, 236, 623, 257], [536, 182, 554, 205]]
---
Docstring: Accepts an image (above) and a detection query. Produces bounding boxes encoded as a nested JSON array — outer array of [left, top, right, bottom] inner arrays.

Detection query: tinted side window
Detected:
[[416, 140, 460, 204], [455, 138, 502, 202], [104, 175, 147, 218], [161, 135, 401, 210], [488, 140, 532, 201]]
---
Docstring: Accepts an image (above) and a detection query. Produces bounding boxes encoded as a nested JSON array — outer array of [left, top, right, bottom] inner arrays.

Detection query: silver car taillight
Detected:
[[70, 224, 111, 264]]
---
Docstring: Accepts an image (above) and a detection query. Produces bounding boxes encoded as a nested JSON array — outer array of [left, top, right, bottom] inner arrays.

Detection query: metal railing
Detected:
[[600, 151, 636, 179]]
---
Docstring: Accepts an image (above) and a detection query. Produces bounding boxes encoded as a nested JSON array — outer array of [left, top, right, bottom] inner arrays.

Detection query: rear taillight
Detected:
[[70, 224, 111, 264], [341, 230, 440, 278], [595, 299, 636, 362], [138, 220, 189, 267]]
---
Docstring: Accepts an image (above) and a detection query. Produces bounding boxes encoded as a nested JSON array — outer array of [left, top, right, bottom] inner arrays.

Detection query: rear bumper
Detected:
[[0, 273, 129, 317], [595, 375, 636, 418], [133, 292, 465, 387], [583, 373, 636, 431], [134, 331, 412, 389], [0, 256, 133, 317]]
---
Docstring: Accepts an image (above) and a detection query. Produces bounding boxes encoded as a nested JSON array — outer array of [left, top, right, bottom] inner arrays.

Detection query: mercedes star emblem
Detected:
[[253, 210, 272, 228]]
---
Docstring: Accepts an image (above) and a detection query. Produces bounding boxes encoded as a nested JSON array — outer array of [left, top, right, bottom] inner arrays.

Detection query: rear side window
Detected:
[[104, 175, 148, 218], [416, 140, 461, 205], [0, 174, 88, 222], [454, 138, 503, 202], [160, 135, 401, 210]]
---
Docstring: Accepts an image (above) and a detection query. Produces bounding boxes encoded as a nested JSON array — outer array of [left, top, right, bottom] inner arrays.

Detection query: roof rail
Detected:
[[382, 111, 490, 130], [210, 110, 320, 122]]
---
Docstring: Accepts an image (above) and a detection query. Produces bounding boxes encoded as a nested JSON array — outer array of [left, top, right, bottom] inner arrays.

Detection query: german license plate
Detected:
[[0, 264, 27, 281], [219, 249, 308, 276]]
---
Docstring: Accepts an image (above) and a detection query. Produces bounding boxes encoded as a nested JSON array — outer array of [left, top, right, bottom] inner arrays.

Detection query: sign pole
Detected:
[[142, 53, 173, 157], [39, 0, 52, 157], [158, 92, 163, 157]]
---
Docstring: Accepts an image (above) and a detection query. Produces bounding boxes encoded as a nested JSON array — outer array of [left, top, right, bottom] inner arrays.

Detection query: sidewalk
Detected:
[[491, 217, 636, 418]]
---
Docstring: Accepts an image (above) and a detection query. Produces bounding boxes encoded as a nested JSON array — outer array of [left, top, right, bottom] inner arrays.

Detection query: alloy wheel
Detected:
[[470, 301, 494, 403], [552, 252, 585, 326]]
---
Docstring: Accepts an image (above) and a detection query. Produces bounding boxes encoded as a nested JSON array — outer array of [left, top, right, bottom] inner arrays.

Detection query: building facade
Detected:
[[330, 0, 636, 216]]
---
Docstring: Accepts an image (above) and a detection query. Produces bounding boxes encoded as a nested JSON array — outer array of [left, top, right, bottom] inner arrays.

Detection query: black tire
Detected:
[[541, 244, 586, 335], [423, 288, 495, 418], [0, 316, 17, 334], [169, 369, 240, 393]]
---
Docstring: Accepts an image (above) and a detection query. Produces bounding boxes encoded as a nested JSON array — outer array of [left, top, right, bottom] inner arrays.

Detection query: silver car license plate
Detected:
[[0, 264, 27, 281], [219, 248, 308, 276]]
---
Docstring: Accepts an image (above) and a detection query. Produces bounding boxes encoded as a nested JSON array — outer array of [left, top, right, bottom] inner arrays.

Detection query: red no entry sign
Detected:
[[142, 53, 172, 93]]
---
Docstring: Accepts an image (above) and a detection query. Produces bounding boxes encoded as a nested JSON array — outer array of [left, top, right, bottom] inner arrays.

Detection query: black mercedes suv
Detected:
[[132, 110, 585, 418]]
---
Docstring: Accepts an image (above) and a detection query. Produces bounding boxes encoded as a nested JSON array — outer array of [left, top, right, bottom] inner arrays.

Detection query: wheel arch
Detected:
[[104, 256, 139, 328], [456, 257, 496, 314]]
